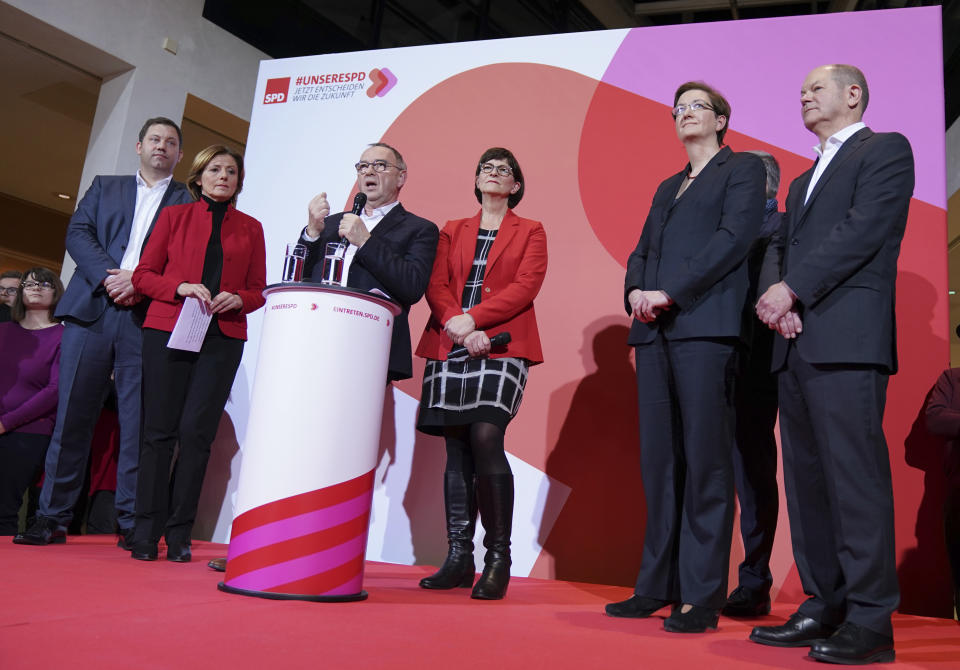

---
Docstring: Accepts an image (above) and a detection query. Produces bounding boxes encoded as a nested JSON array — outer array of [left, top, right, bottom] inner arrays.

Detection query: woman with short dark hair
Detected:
[[415, 147, 547, 600], [0, 267, 64, 534]]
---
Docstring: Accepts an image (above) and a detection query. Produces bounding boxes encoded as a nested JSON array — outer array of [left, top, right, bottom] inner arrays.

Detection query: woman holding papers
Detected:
[[415, 147, 547, 600], [130, 144, 266, 562]]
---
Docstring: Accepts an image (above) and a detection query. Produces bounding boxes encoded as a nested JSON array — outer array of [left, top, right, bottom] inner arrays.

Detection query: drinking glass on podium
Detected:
[[282, 243, 306, 282], [322, 242, 346, 285]]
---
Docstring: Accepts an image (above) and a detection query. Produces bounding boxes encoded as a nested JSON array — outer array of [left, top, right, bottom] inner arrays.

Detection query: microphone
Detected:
[[340, 192, 367, 249], [350, 192, 367, 215], [447, 332, 512, 359]]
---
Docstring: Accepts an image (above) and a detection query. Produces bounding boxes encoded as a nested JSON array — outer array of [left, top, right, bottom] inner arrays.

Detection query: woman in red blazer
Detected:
[[415, 147, 547, 599], [130, 145, 266, 562]]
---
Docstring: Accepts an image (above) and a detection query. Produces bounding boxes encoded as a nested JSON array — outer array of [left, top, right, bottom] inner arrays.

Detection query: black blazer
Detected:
[[624, 147, 765, 345], [760, 128, 915, 373], [300, 203, 439, 381]]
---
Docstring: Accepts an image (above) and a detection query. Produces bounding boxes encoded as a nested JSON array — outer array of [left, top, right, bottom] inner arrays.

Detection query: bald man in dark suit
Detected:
[[751, 64, 914, 665]]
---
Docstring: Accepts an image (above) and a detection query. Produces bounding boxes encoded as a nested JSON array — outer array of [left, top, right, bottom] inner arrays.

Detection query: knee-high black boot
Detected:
[[420, 472, 477, 589], [471, 474, 513, 600]]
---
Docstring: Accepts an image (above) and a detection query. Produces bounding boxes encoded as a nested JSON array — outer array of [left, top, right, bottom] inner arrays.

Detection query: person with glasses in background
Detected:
[[415, 147, 547, 600], [296, 142, 439, 383], [0, 270, 23, 323], [606, 81, 765, 632], [0, 268, 64, 534]]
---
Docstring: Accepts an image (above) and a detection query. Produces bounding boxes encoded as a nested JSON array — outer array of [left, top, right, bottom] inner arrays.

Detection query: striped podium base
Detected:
[[218, 470, 375, 602]]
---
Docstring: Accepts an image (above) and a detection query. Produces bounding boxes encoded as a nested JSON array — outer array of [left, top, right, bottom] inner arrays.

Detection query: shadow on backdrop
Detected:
[[896, 270, 952, 617], [400, 390, 447, 567], [538, 317, 646, 586]]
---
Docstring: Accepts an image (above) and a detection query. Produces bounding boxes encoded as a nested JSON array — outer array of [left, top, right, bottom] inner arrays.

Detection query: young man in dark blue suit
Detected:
[[752, 65, 915, 664], [14, 117, 191, 547]]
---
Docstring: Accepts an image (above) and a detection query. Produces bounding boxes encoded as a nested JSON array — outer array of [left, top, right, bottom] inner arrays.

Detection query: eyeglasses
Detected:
[[479, 163, 513, 177], [355, 160, 401, 174], [22, 280, 56, 291], [671, 101, 715, 118], [0, 287, 17, 296]]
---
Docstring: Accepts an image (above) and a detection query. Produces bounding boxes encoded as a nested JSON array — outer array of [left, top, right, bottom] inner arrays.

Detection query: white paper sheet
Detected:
[[167, 297, 212, 352]]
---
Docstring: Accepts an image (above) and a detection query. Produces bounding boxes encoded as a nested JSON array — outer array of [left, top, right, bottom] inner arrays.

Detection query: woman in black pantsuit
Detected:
[[605, 82, 765, 632]]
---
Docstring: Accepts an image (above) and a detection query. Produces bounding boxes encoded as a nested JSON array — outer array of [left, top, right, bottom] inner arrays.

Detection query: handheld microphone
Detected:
[[351, 192, 367, 215], [340, 192, 367, 249], [447, 332, 512, 359]]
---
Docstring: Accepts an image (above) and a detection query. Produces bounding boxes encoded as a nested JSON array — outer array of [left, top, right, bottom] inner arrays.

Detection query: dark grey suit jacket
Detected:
[[56, 175, 191, 324], [760, 128, 915, 373], [624, 147, 766, 345], [300, 203, 439, 381]]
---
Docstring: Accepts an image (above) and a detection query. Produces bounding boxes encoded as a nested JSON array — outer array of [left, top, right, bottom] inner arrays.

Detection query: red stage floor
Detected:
[[1, 536, 956, 669]]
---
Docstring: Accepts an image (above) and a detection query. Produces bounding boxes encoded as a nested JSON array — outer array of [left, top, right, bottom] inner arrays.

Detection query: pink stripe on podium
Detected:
[[230, 471, 374, 536], [227, 492, 371, 559], [225, 533, 367, 593]]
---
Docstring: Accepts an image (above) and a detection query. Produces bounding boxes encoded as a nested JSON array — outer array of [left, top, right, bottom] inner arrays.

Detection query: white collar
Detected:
[[813, 121, 866, 157], [363, 200, 400, 219], [136, 171, 174, 189]]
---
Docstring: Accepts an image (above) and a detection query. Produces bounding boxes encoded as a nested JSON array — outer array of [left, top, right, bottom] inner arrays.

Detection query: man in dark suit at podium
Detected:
[[299, 142, 439, 382], [752, 64, 914, 664], [14, 117, 191, 548], [205, 143, 439, 574]]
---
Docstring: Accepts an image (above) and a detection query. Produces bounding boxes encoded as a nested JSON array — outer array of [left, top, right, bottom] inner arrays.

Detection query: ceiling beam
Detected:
[[636, 0, 810, 16], [827, 0, 859, 11]]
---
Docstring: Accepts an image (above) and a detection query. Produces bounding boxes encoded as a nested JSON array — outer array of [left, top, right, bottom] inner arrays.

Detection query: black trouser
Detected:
[[632, 335, 739, 610], [0, 432, 50, 535], [732, 340, 779, 594], [944, 443, 960, 611], [133, 328, 243, 545], [778, 345, 898, 637]]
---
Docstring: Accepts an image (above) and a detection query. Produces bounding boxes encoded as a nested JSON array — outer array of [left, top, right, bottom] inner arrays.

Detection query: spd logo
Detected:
[[264, 77, 290, 104], [366, 68, 397, 98]]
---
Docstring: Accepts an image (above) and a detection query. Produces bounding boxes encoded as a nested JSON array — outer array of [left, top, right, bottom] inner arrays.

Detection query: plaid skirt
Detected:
[[417, 357, 529, 435]]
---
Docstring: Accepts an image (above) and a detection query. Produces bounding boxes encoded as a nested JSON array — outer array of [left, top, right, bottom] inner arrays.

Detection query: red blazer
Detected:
[[133, 200, 267, 340], [416, 209, 547, 363]]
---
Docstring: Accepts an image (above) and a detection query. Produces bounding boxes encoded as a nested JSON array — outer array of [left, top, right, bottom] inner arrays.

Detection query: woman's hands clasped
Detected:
[[444, 313, 491, 358], [444, 313, 476, 344]]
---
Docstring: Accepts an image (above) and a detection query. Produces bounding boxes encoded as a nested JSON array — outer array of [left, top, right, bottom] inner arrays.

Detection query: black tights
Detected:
[[443, 422, 512, 477]]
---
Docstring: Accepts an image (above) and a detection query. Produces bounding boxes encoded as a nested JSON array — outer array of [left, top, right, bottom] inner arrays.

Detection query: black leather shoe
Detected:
[[117, 527, 135, 551], [208, 557, 227, 572], [605, 595, 672, 618], [166, 544, 192, 563], [808, 622, 895, 665], [130, 542, 158, 561], [750, 613, 836, 647], [421, 472, 478, 589], [722, 585, 772, 617], [470, 474, 513, 600], [12, 517, 65, 545], [664, 605, 719, 633], [420, 554, 475, 589]]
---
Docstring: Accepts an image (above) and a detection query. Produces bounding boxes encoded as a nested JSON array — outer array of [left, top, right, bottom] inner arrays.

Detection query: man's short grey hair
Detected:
[[368, 142, 406, 170], [828, 64, 869, 115], [746, 150, 780, 200]]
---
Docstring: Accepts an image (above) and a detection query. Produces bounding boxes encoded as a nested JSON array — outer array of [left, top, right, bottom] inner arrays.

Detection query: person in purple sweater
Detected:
[[0, 267, 64, 534]]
